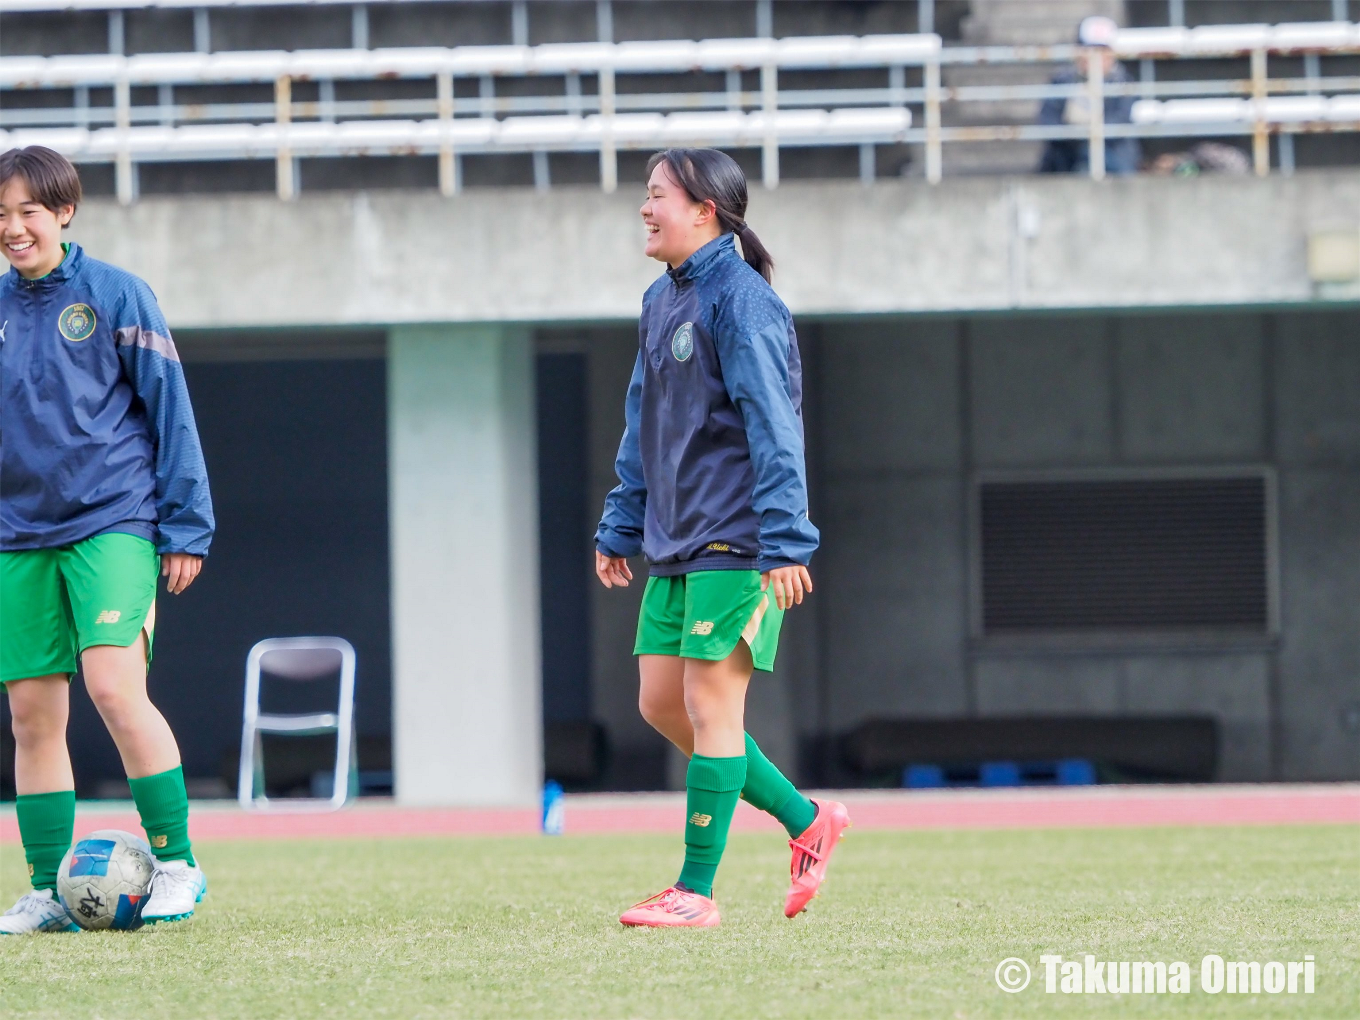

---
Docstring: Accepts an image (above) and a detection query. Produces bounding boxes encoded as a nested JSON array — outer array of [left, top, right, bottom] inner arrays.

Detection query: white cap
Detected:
[[1077, 15, 1119, 48]]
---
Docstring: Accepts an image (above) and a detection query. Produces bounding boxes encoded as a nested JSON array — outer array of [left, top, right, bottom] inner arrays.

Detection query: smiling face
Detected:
[[0, 176, 73, 280], [640, 159, 721, 268]]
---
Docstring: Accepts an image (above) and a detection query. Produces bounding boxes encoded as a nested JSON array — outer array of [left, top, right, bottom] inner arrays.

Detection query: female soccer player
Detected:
[[0, 146, 214, 933], [596, 148, 850, 928]]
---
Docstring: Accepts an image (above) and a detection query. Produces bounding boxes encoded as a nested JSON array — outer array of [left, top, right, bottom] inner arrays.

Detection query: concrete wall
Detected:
[[388, 324, 543, 805], [1273, 311, 1360, 781], [579, 307, 1360, 784], [60, 172, 1360, 329]]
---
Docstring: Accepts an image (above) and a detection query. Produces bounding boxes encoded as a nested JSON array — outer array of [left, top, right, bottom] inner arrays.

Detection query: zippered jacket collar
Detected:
[[667, 233, 736, 285], [5, 242, 82, 289]]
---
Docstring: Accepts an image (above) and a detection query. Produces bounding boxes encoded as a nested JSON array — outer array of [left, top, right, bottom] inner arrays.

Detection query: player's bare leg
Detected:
[[622, 646, 751, 928], [682, 643, 751, 759], [1, 676, 79, 934], [82, 636, 180, 781], [9, 676, 73, 793], [83, 634, 206, 924], [636, 644, 846, 916], [625, 655, 714, 926], [638, 654, 692, 755]]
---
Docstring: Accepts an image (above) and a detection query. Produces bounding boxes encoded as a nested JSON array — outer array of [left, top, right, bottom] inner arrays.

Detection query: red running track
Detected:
[[2, 784, 1357, 843]]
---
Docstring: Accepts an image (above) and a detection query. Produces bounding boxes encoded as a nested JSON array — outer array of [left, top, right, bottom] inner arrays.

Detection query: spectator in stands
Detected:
[[1037, 16, 1140, 176]]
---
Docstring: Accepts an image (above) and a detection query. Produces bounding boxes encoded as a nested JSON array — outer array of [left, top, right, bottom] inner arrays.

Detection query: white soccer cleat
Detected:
[[141, 860, 207, 925], [0, 889, 80, 934]]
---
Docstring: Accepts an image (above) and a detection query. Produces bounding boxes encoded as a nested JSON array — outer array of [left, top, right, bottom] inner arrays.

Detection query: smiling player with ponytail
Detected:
[[596, 148, 850, 928]]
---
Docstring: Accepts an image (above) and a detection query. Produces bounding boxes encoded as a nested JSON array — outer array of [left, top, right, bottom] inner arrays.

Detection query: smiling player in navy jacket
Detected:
[[0, 146, 212, 933], [597, 148, 850, 928]]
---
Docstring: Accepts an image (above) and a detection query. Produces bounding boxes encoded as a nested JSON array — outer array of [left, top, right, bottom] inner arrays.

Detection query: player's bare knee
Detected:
[[10, 705, 66, 747], [637, 696, 663, 730], [6, 682, 67, 744], [638, 690, 677, 731], [84, 676, 146, 725], [682, 689, 723, 733]]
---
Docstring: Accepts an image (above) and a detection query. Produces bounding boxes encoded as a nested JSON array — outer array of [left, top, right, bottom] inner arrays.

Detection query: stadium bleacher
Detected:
[[5, 1, 1360, 199]]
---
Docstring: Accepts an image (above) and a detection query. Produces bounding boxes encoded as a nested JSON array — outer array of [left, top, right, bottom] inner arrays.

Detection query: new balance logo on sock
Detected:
[[94, 610, 122, 624], [689, 812, 712, 827], [690, 621, 714, 635]]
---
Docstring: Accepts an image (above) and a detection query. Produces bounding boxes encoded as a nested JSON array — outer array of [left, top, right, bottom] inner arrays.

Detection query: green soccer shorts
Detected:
[[0, 533, 159, 683], [634, 569, 785, 672]]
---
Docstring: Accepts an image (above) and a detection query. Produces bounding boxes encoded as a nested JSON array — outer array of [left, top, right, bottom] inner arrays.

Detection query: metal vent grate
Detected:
[[979, 474, 1270, 634]]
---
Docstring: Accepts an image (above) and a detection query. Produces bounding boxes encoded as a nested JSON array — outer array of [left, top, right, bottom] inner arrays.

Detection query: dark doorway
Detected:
[[537, 353, 592, 724], [536, 353, 599, 786]]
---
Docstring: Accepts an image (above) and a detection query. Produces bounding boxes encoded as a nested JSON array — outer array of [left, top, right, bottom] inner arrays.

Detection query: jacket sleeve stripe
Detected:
[[115, 325, 181, 363]]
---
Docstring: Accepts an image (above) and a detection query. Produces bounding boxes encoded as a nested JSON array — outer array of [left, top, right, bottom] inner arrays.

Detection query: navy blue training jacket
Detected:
[[596, 233, 819, 575], [0, 243, 215, 555], [1037, 64, 1141, 175]]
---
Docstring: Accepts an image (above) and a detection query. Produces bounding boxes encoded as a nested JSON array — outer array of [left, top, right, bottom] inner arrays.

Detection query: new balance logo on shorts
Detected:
[[690, 621, 714, 635], [94, 610, 122, 625], [689, 812, 712, 827]]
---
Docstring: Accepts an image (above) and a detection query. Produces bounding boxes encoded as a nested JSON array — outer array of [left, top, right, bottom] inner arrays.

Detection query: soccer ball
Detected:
[[57, 829, 155, 931]]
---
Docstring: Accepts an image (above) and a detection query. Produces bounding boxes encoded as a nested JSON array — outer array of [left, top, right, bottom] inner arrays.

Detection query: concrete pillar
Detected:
[[388, 324, 542, 806]]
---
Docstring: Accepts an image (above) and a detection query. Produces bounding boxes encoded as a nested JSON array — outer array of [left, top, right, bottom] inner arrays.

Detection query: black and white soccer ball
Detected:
[[57, 829, 155, 931]]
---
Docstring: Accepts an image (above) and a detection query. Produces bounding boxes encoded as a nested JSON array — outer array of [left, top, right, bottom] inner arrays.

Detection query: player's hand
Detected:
[[162, 553, 203, 595], [595, 551, 634, 588], [762, 565, 812, 610]]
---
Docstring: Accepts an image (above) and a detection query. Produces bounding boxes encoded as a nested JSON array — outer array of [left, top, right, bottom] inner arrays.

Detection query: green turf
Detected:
[[1, 824, 1356, 1018]]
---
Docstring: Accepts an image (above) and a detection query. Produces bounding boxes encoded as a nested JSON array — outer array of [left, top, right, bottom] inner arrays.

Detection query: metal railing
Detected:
[[2, 35, 935, 200], [5, 22, 1360, 202]]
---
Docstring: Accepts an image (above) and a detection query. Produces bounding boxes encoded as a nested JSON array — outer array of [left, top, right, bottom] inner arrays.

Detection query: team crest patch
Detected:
[[672, 322, 694, 362], [58, 303, 97, 342]]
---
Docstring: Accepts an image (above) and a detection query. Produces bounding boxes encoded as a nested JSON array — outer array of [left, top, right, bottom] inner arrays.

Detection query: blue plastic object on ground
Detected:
[[542, 780, 565, 835]]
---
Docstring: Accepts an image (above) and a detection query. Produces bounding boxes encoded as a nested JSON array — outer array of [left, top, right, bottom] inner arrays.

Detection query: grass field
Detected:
[[1, 824, 1356, 1018]]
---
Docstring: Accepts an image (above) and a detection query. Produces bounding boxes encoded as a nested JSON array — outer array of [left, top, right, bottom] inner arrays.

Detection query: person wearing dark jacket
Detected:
[[595, 148, 849, 928], [1038, 15, 1141, 175], [0, 146, 212, 933]]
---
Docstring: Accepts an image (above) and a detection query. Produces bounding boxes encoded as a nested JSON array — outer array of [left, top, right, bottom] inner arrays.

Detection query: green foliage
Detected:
[[2, 825, 1356, 1018]]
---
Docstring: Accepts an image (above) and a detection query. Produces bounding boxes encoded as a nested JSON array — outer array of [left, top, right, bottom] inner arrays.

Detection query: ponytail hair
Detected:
[[646, 148, 775, 283]]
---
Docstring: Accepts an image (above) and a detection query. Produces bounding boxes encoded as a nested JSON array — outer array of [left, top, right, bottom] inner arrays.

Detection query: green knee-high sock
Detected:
[[128, 766, 195, 866], [741, 733, 817, 838], [676, 754, 747, 898], [15, 791, 75, 892]]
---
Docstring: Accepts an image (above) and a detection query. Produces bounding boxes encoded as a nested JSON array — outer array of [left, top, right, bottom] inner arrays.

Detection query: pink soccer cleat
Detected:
[[784, 798, 851, 917], [619, 886, 721, 928]]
